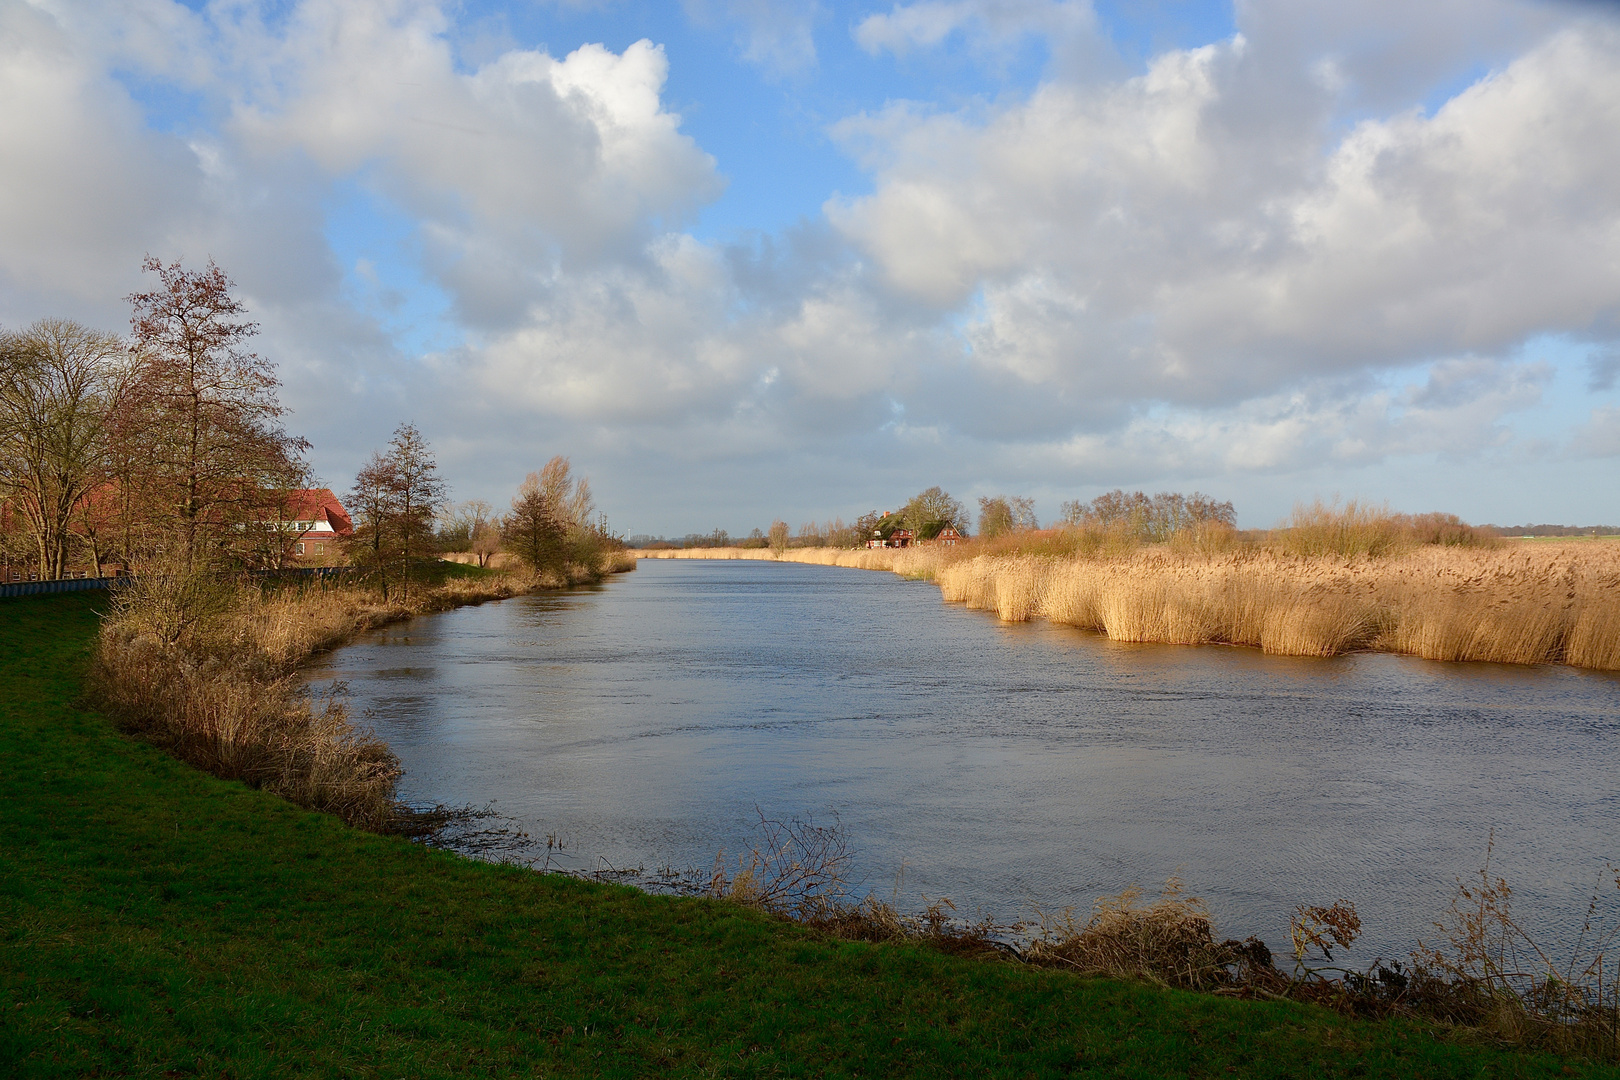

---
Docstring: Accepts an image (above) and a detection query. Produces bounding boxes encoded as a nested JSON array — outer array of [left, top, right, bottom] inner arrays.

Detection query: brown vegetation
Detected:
[[1274, 499, 1500, 557], [931, 541, 1620, 669], [88, 552, 633, 831], [693, 816, 1619, 1060], [635, 520, 1620, 670], [2, 259, 317, 580]]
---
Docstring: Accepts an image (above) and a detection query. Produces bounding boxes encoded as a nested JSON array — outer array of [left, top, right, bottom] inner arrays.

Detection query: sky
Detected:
[[3, 0, 1619, 534]]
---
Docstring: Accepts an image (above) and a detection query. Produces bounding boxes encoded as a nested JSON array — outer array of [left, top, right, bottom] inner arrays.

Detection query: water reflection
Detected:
[[303, 559, 1620, 960]]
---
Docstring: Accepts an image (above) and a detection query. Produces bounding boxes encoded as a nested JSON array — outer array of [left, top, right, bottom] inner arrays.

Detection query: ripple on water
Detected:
[[303, 559, 1620, 961]]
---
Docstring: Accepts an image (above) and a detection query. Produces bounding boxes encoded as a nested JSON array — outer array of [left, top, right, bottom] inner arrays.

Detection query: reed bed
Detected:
[[638, 541, 1620, 670], [89, 556, 635, 830], [941, 543, 1620, 669]]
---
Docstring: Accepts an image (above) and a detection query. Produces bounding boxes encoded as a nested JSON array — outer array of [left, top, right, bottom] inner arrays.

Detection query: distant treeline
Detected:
[[1487, 524, 1620, 537]]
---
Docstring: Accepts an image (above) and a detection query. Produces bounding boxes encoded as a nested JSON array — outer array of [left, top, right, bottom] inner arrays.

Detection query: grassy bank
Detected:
[[3, 591, 1616, 1078], [635, 540, 1620, 670]]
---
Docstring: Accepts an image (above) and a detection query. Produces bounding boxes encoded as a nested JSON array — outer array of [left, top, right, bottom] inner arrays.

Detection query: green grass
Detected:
[[2, 592, 1615, 1078]]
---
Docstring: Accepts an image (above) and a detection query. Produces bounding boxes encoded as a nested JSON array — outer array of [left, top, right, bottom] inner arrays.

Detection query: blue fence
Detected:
[[0, 576, 119, 599], [1, 566, 352, 600]]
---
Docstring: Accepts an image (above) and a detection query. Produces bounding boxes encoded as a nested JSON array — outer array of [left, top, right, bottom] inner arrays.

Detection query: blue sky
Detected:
[[3, 0, 1619, 533]]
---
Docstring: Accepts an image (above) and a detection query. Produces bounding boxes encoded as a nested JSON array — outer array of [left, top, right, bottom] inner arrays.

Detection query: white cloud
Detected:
[[685, 0, 821, 77], [231, 1, 722, 322], [0, 2, 202, 315], [829, 20, 1620, 417], [1569, 406, 1620, 458], [5, 0, 1620, 529], [854, 0, 1095, 57]]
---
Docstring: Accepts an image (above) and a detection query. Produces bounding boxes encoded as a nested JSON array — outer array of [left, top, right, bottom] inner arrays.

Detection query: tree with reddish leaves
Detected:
[[127, 256, 308, 567], [0, 319, 132, 579]]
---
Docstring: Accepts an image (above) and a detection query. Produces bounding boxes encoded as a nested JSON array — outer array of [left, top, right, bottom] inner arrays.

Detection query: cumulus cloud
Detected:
[[230, 1, 721, 327], [0, 2, 202, 316], [829, 19, 1620, 420], [5, 0, 1620, 528]]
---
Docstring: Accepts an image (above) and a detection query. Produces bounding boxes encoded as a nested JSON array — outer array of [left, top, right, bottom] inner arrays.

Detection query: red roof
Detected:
[[281, 489, 354, 536]]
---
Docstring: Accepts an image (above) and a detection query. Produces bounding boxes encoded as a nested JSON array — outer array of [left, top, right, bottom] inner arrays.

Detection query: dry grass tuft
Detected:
[[1405, 838, 1620, 1058], [88, 558, 629, 831], [1020, 880, 1276, 991], [91, 633, 403, 828]]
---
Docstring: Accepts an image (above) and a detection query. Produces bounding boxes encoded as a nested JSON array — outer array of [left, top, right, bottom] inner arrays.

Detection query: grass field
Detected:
[[4, 591, 1617, 1077]]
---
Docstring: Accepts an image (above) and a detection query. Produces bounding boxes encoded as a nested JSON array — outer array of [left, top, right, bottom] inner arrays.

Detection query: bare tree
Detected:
[[769, 520, 790, 554], [504, 456, 601, 574], [348, 451, 402, 600], [0, 319, 130, 579], [127, 256, 308, 568], [239, 458, 319, 571], [386, 423, 446, 601], [977, 495, 1038, 539], [437, 499, 491, 550], [505, 475, 563, 573], [436, 498, 505, 568], [901, 486, 969, 540], [1060, 490, 1235, 541], [343, 424, 446, 601]]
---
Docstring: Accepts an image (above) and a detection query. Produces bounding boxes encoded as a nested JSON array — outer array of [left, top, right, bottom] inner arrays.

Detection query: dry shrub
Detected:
[[107, 552, 238, 648], [1170, 521, 1242, 556], [1271, 502, 1500, 558], [641, 537, 1618, 669], [688, 814, 1619, 1059], [1566, 602, 1620, 670], [708, 812, 854, 916], [1405, 512, 1501, 548], [635, 544, 958, 582], [1290, 900, 1363, 970], [1272, 500, 1410, 558], [1023, 879, 1273, 991], [803, 895, 1008, 960], [1255, 585, 1381, 658], [991, 556, 1049, 621], [937, 558, 999, 609], [88, 562, 561, 831], [1409, 839, 1620, 1058], [702, 813, 1008, 959], [600, 549, 639, 574], [1097, 566, 1215, 645], [91, 623, 402, 829]]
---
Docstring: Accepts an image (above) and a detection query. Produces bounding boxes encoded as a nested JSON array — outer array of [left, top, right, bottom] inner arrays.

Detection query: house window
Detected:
[[294, 542, 305, 555], [314, 543, 324, 555]]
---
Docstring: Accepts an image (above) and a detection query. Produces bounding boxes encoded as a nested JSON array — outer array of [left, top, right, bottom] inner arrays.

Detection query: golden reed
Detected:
[[89, 554, 639, 829], [635, 541, 1620, 670]]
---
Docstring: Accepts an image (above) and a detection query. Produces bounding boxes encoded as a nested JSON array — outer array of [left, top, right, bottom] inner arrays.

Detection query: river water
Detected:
[[303, 558, 1620, 961]]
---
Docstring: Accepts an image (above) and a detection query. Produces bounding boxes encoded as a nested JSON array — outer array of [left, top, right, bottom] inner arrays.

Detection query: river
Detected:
[[302, 558, 1620, 961]]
